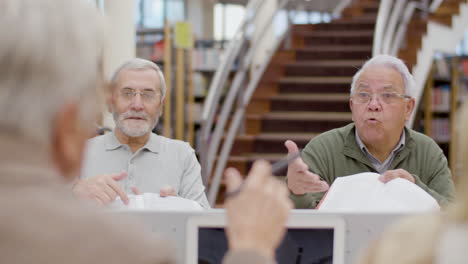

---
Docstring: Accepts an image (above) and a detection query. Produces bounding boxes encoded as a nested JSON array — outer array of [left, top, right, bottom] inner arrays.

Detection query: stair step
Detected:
[[292, 45, 372, 60], [362, 4, 379, 14], [294, 45, 372, 52], [272, 93, 350, 101], [435, 2, 460, 15], [232, 132, 317, 155], [350, 13, 378, 21], [280, 76, 352, 84], [284, 60, 363, 77], [226, 153, 288, 175], [429, 14, 454, 26], [293, 21, 374, 32], [300, 30, 374, 37], [303, 31, 374, 45], [270, 93, 350, 112], [279, 77, 352, 94], [236, 132, 318, 141], [246, 111, 352, 133], [263, 111, 352, 121], [286, 60, 365, 66]]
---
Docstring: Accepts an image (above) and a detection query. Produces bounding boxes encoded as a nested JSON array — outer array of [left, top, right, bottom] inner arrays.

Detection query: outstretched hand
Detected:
[[285, 140, 329, 195]]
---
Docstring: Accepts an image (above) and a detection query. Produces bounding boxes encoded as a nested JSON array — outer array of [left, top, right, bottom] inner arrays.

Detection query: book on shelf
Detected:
[[434, 57, 450, 78], [432, 84, 450, 112], [192, 47, 223, 71], [192, 72, 208, 97], [431, 118, 450, 143], [461, 58, 468, 77]]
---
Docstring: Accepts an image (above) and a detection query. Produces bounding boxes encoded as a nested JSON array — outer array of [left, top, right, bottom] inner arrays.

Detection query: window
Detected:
[[289, 10, 332, 24], [135, 0, 185, 28], [214, 3, 246, 41], [456, 29, 468, 55]]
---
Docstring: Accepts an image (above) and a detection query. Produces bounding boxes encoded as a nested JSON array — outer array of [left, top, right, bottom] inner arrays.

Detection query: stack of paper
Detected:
[[109, 193, 203, 211], [318, 172, 440, 212]]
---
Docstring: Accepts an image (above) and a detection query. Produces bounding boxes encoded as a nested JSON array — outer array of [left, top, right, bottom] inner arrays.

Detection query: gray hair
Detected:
[[110, 58, 166, 101], [350, 55, 415, 97], [0, 0, 103, 146]]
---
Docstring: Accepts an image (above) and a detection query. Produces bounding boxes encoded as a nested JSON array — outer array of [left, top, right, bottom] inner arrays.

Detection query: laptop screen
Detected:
[[198, 227, 334, 264], [186, 215, 345, 264]]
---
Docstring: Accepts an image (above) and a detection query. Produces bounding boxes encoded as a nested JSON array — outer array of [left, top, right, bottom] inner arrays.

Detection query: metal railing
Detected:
[[373, 0, 444, 57], [199, 0, 353, 206], [200, 0, 293, 205]]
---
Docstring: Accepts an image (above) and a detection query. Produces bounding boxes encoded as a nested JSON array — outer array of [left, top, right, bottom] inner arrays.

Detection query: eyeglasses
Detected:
[[351, 91, 411, 104], [119, 88, 160, 102]]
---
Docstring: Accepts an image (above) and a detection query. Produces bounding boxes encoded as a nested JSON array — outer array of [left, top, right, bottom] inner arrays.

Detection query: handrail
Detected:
[[200, 0, 262, 129], [429, 0, 444, 12], [381, 0, 407, 55], [372, 0, 393, 56], [373, 0, 443, 57], [200, 0, 349, 205], [199, 0, 265, 184], [390, 1, 418, 56], [206, 0, 291, 205]]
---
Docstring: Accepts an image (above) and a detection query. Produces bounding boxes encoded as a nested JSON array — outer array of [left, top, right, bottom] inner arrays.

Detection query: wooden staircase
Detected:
[[210, 0, 465, 204], [209, 0, 377, 203], [399, 0, 466, 68]]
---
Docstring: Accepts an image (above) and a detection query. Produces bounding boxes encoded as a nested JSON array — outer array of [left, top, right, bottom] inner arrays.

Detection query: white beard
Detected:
[[113, 110, 160, 137]]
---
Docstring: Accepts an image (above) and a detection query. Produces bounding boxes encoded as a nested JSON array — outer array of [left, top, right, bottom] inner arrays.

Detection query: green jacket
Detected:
[[289, 123, 455, 209]]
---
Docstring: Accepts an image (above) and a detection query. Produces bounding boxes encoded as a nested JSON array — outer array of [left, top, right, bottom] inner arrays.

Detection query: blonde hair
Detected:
[[0, 0, 103, 146]]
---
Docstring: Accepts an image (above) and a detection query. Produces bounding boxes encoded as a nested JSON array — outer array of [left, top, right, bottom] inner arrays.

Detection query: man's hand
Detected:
[[285, 140, 329, 195], [72, 172, 129, 206], [160, 186, 176, 197], [224, 160, 293, 260], [379, 169, 415, 183], [130, 186, 176, 197]]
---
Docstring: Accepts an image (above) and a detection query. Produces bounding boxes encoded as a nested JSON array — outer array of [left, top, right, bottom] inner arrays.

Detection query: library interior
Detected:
[[2, 0, 468, 264]]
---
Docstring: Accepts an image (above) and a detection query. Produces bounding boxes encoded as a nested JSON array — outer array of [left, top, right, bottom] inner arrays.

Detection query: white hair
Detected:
[[350, 54, 415, 97], [0, 0, 103, 147], [110, 58, 166, 101]]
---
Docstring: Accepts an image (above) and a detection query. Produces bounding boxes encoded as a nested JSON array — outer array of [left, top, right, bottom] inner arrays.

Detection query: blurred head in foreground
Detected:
[[0, 0, 104, 180]]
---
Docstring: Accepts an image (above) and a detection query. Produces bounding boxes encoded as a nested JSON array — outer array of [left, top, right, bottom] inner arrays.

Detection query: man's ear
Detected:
[[405, 98, 416, 122], [159, 98, 165, 117], [50, 102, 88, 182], [349, 99, 355, 121]]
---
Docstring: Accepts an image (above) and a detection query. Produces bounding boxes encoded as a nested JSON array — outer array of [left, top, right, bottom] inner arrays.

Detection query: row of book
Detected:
[[429, 118, 450, 143], [192, 48, 224, 71], [431, 85, 451, 112]]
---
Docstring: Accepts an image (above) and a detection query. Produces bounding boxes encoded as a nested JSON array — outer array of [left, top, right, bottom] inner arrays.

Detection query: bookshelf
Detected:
[[420, 56, 464, 173]]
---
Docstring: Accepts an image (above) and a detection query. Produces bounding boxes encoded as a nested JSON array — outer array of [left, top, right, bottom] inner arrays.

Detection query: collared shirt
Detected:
[[81, 132, 210, 208], [354, 129, 406, 174]]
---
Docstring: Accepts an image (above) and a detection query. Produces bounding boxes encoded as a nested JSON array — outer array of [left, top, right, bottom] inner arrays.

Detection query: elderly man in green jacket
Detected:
[[285, 55, 455, 209]]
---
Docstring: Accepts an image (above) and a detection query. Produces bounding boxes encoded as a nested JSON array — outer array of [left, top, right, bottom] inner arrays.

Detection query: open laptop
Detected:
[[186, 214, 346, 264]]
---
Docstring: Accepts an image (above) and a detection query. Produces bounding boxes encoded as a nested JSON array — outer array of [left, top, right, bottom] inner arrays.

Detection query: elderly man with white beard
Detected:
[[73, 58, 210, 208]]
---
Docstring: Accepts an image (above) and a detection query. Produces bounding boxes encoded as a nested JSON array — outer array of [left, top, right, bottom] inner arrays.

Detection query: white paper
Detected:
[[108, 193, 203, 211], [318, 172, 440, 212]]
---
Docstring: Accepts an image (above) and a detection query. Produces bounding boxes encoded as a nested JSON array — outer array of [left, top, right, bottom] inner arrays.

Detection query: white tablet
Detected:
[[186, 214, 346, 264]]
